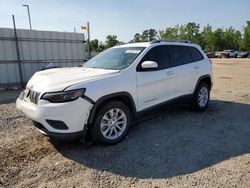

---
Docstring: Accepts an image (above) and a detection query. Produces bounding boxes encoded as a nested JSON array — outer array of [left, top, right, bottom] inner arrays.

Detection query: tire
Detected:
[[90, 101, 131, 145], [192, 82, 210, 111]]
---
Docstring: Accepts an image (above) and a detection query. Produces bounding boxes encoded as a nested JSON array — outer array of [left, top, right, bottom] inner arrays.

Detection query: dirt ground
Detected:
[[0, 59, 250, 188]]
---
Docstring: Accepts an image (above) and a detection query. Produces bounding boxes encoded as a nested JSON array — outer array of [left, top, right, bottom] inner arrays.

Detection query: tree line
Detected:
[[89, 21, 250, 52]]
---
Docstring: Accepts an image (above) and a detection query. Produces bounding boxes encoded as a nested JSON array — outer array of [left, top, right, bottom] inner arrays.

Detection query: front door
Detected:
[[136, 45, 176, 111]]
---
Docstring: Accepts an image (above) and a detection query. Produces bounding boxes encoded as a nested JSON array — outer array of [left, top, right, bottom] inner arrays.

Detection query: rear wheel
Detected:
[[90, 101, 131, 145], [192, 82, 210, 111]]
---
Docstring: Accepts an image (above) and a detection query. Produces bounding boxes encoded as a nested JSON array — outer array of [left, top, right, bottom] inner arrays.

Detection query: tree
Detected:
[[141, 29, 158, 42], [89, 39, 99, 52], [148, 29, 158, 41], [97, 42, 105, 52], [133, 33, 141, 42], [141, 30, 149, 42], [202, 24, 214, 51], [222, 27, 241, 50], [184, 22, 203, 45], [212, 28, 224, 51], [159, 27, 178, 40], [177, 24, 187, 40], [105, 35, 119, 48], [105, 21, 250, 52], [159, 23, 203, 45], [241, 21, 250, 51]]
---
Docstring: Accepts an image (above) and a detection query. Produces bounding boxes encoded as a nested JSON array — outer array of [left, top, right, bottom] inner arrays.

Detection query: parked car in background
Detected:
[[214, 51, 221, 58], [206, 52, 216, 58], [237, 51, 250, 58], [220, 50, 238, 58]]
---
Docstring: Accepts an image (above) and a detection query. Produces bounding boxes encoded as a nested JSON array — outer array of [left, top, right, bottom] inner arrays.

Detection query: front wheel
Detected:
[[192, 82, 210, 111], [90, 101, 131, 145]]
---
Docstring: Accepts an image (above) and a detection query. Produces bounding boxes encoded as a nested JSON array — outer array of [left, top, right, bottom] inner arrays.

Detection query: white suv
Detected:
[[16, 40, 213, 145]]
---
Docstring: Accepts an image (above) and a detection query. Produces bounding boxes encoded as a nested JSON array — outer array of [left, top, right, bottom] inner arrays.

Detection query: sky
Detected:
[[0, 0, 249, 42]]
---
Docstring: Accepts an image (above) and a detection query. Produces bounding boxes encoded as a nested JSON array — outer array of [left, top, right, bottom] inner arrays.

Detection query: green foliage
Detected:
[[105, 35, 119, 48], [212, 28, 224, 51], [157, 22, 247, 51], [159, 27, 178, 40], [89, 39, 99, 52], [185, 22, 201, 43], [97, 42, 105, 52], [89, 35, 120, 52], [92, 21, 250, 52], [202, 24, 214, 51], [241, 21, 250, 51], [222, 27, 241, 50], [133, 33, 142, 42], [132, 29, 158, 42]]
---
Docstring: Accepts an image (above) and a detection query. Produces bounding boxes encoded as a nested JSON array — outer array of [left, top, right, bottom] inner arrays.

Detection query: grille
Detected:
[[27, 90, 40, 104]]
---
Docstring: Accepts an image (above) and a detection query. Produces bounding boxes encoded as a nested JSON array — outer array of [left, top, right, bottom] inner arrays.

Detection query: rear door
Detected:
[[136, 45, 176, 111], [169, 45, 198, 97]]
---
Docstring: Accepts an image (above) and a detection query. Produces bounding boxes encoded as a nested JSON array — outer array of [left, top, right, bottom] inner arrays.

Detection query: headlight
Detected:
[[41, 88, 86, 103]]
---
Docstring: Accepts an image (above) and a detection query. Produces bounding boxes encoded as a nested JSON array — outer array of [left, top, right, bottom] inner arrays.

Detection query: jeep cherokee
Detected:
[[16, 40, 213, 145]]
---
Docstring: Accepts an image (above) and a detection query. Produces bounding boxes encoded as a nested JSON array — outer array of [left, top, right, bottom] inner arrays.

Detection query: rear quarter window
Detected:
[[189, 47, 204, 62]]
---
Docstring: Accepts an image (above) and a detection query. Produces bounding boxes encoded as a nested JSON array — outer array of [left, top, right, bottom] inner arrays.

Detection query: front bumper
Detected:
[[16, 95, 93, 139], [33, 121, 86, 141]]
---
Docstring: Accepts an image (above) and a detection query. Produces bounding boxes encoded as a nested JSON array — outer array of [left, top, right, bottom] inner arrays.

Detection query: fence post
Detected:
[[12, 15, 24, 89]]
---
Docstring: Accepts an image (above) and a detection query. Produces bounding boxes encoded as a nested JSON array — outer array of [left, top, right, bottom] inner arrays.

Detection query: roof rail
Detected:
[[150, 39, 192, 44]]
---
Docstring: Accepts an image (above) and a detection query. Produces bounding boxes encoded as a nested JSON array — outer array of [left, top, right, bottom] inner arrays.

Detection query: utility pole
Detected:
[[23, 4, 32, 30], [87, 22, 91, 59], [81, 22, 91, 59]]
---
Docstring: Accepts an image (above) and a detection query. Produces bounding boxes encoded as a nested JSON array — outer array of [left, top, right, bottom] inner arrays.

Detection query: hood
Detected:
[[26, 67, 119, 92]]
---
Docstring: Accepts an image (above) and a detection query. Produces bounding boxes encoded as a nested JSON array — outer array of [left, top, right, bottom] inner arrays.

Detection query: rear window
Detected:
[[189, 47, 204, 62], [170, 45, 193, 66]]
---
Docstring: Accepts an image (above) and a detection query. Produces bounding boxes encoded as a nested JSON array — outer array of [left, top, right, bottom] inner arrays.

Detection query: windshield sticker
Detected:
[[125, 50, 141, 54]]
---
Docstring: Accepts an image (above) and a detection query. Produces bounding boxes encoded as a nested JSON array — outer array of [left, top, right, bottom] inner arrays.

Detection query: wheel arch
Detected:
[[193, 75, 212, 94], [88, 92, 137, 125]]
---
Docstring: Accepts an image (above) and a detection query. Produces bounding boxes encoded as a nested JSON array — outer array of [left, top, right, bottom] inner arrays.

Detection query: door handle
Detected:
[[193, 65, 199, 69], [166, 71, 174, 76]]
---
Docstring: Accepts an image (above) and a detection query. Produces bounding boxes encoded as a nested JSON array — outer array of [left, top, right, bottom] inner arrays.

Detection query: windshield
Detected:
[[83, 47, 145, 70]]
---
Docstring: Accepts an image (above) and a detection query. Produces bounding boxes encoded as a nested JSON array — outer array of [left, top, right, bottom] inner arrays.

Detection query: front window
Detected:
[[83, 47, 145, 70]]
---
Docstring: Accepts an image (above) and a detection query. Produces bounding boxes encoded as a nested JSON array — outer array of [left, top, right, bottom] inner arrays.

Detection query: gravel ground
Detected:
[[0, 59, 250, 188]]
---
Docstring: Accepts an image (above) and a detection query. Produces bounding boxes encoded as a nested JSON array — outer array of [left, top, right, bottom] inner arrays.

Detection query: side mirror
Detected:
[[141, 61, 158, 69]]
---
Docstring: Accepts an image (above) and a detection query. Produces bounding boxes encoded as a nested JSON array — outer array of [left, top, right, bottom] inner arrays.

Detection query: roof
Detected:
[[115, 40, 201, 49], [115, 42, 151, 48]]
